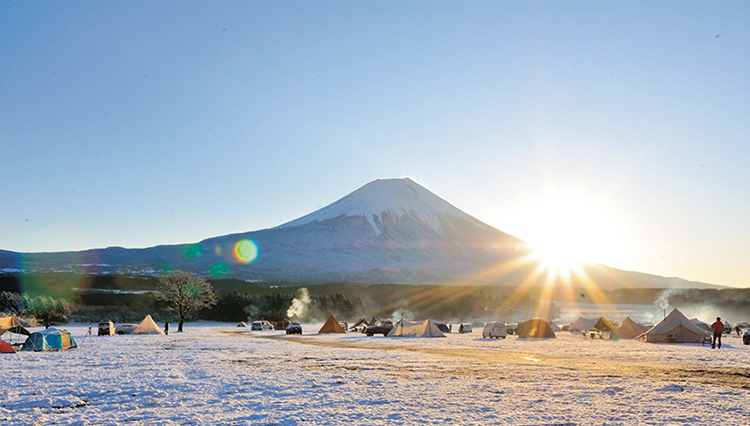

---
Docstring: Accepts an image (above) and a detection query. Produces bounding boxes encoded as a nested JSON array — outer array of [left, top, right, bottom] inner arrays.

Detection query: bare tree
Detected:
[[157, 270, 217, 332]]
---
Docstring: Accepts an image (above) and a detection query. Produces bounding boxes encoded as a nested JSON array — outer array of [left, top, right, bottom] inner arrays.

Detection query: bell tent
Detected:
[[638, 309, 710, 343], [20, 328, 77, 352], [610, 317, 648, 340], [516, 319, 556, 338], [388, 319, 445, 337], [132, 315, 165, 335], [318, 315, 345, 334]]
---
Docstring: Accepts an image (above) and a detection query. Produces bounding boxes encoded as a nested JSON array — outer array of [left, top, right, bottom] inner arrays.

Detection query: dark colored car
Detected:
[[98, 320, 114, 336], [286, 322, 302, 335], [365, 320, 394, 336]]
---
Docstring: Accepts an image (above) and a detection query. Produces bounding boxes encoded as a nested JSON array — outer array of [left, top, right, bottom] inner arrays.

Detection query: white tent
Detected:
[[690, 318, 712, 334], [568, 317, 597, 332], [638, 309, 709, 343], [388, 319, 445, 337], [132, 315, 165, 335]]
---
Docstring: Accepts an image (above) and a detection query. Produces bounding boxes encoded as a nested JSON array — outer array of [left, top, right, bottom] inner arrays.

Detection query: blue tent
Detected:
[[20, 328, 77, 352]]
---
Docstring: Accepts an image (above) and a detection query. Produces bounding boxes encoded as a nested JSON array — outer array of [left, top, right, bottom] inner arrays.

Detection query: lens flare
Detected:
[[210, 262, 229, 277], [234, 239, 259, 264], [181, 243, 203, 259]]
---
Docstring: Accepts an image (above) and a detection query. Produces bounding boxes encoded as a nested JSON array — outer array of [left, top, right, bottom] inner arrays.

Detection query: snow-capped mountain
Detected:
[[0, 178, 722, 289], [277, 177, 497, 237]]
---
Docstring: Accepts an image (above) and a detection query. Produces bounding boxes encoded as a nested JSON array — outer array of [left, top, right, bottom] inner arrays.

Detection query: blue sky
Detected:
[[1, 2, 749, 287]]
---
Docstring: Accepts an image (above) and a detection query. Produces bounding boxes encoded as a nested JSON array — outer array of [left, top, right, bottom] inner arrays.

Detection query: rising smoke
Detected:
[[287, 288, 311, 320]]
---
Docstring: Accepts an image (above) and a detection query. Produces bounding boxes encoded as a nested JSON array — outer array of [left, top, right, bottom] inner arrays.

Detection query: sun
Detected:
[[508, 193, 624, 277]]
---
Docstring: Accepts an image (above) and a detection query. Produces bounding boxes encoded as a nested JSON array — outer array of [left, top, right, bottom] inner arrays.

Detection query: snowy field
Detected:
[[2, 323, 750, 425]]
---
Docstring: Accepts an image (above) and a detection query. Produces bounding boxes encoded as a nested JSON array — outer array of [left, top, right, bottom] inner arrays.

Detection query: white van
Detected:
[[482, 321, 507, 339]]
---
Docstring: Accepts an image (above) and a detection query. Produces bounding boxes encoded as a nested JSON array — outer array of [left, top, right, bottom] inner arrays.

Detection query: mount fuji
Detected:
[[0, 178, 720, 289]]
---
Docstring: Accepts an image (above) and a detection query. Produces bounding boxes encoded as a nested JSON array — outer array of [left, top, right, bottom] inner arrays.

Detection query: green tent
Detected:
[[20, 328, 77, 352]]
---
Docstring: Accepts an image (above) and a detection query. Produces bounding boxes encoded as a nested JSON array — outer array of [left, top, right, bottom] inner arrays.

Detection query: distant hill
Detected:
[[0, 178, 724, 290]]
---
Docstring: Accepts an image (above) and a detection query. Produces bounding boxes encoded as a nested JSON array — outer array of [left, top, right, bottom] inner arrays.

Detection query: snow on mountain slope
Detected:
[[276, 178, 496, 237]]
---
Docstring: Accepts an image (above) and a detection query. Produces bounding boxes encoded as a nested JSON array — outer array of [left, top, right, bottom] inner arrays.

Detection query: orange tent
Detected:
[[318, 315, 345, 334]]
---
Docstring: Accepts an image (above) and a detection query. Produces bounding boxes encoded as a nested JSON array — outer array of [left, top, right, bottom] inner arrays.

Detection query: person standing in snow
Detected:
[[164, 321, 170, 336], [711, 317, 724, 349]]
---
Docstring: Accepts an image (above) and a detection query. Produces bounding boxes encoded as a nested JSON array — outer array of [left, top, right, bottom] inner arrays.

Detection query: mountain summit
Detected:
[[0, 178, 720, 289], [276, 178, 497, 238]]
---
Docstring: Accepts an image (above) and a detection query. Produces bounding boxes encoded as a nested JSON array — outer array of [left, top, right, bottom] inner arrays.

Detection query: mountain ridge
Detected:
[[0, 178, 724, 290]]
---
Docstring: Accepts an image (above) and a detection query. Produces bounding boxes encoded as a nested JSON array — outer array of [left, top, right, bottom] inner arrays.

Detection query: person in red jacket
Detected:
[[711, 317, 724, 349]]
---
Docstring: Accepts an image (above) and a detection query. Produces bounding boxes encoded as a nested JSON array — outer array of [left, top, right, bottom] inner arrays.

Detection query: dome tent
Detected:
[[20, 328, 77, 352]]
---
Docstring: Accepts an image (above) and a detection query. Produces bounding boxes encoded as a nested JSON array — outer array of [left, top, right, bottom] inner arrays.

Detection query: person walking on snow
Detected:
[[164, 321, 170, 336], [711, 317, 724, 349]]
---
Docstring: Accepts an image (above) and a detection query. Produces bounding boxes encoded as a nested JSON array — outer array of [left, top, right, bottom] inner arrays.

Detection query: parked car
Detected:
[[723, 322, 733, 334], [506, 323, 516, 335], [286, 322, 302, 335], [365, 320, 394, 336], [98, 320, 115, 336], [482, 322, 507, 339], [115, 323, 138, 335], [458, 323, 472, 334], [251, 320, 274, 331]]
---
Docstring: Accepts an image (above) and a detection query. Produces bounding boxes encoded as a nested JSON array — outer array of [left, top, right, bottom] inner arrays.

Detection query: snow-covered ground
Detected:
[[2, 323, 750, 425]]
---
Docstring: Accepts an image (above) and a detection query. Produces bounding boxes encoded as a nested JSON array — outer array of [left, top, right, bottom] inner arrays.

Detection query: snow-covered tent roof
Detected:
[[132, 315, 165, 335], [611, 317, 648, 340], [388, 319, 445, 337], [638, 309, 710, 343]]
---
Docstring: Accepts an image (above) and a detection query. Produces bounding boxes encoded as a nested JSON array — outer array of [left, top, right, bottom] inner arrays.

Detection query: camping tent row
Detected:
[[317, 315, 447, 337]]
